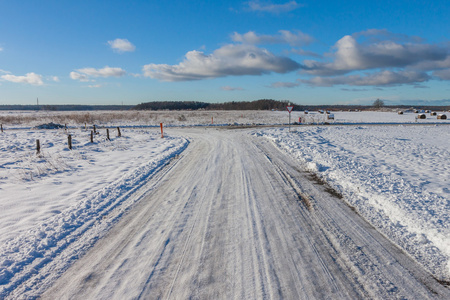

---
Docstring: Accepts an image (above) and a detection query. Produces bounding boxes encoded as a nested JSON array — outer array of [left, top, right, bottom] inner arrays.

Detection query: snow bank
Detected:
[[0, 127, 188, 296], [259, 125, 450, 281]]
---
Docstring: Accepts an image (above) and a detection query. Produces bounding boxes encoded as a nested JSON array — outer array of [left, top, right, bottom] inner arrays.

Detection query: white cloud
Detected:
[[301, 35, 447, 76], [0, 47, 3, 52], [300, 70, 430, 87], [108, 38, 136, 53], [247, 1, 303, 14], [70, 66, 126, 81], [231, 30, 313, 46], [77, 66, 126, 77], [143, 44, 300, 81], [88, 84, 103, 88], [0, 72, 44, 86], [412, 55, 450, 71], [221, 86, 244, 91], [70, 71, 90, 82]]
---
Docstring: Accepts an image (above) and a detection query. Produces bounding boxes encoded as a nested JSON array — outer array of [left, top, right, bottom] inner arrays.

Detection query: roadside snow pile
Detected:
[[259, 125, 450, 281], [0, 128, 188, 297], [34, 122, 65, 129]]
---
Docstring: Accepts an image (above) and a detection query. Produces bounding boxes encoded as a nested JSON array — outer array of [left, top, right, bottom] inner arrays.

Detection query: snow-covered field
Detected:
[[258, 124, 450, 281], [0, 109, 449, 297], [0, 126, 188, 296], [1, 109, 449, 128]]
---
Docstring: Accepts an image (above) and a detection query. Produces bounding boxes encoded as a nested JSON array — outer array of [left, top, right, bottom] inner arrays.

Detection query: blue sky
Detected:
[[0, 0, 449, 105]]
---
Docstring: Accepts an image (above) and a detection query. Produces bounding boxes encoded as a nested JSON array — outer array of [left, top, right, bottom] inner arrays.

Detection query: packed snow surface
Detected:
[[259, 124, 450, 280]]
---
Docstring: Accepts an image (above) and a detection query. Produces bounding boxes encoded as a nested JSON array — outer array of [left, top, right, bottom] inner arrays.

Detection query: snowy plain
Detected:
[[0, 109, 449, 297]]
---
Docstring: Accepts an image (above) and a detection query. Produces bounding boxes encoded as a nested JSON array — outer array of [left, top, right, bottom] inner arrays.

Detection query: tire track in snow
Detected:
[[42, 128, 450, 299]]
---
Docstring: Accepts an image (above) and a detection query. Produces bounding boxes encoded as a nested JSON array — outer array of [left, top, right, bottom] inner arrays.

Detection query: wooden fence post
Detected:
[[160, 123, 164, 138], [106, 128, 110, 141], [93, 125, 96, 134], [36, 139, 40, 154], [1, 124, 3, 133], [117, 127, 121, 137], [68, 135, 72, 150], [90, 131, 94, 143]]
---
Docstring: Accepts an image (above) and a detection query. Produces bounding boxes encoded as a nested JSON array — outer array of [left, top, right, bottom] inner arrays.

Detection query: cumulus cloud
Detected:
[[296, 30, 450, 87], [0, 72, 44, 85], [231, 30, 313, 46], [70, 66, 126, 81], [143, 44, 300, 81], [70, 71, 90, 82], [221, 86, 244, 91], [300, 70, 430, 87], [301, 35, 447, 76], [412, 55, 450, 71], [108, 38, 136, 53], [247, 1, 303, 14]]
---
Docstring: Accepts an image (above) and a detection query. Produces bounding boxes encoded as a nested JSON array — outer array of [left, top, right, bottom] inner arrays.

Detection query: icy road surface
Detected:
[[43, 128, 449, 299]]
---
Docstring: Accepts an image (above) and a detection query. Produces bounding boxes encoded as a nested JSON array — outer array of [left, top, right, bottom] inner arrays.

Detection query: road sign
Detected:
[[287, 106, 294, 113]]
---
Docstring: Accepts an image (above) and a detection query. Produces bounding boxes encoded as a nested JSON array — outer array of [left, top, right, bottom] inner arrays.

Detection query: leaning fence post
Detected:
[[1, 124, 3, 133], [90, 131, 94, 143], [106, 128, 110, 141], [117, 127, 121, 137], [36, 139, 40, 154], [68, 134, 72, 150]]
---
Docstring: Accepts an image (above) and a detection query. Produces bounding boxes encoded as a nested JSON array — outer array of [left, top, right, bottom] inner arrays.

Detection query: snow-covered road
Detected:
[[42, 128, 449, 299]]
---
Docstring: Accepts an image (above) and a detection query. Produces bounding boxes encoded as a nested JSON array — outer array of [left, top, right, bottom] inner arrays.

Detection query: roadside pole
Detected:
[[287, 104, 294, 132]]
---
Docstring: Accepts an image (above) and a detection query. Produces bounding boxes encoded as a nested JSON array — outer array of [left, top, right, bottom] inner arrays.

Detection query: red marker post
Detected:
[[286, 104, 294, 132], [160, 123, 164, 138]]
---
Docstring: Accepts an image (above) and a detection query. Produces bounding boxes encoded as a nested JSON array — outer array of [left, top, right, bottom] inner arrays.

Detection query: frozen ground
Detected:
[[0, 110, 449, 298]]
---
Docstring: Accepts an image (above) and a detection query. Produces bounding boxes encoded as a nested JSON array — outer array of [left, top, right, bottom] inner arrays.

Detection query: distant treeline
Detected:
[[133, 99, 295, 111], [133, 101, 210, 111], [1, 101, 449, 112], [0, 105, 134, 111], [133, 99, 450, 111]]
